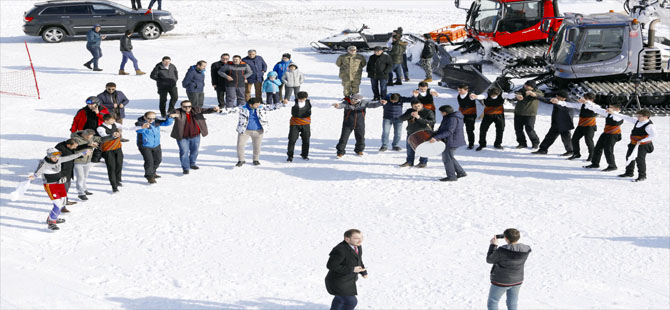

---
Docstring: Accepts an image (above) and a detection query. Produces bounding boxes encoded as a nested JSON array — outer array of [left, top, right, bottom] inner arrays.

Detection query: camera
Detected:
[[495, 234, 505, 239]]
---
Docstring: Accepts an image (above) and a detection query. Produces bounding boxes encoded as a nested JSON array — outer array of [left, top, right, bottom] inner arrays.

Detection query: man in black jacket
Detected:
[[119, 30, 144, 75], [366, 46, 392, 101], [398, 100, 435, 168], [150, 56, 179, 117], [326, 229, 367, 310], [486, 228, 531, 310], [55, 139, 85, 209], [532, 90, 574, 156], [420, 33, 436, 82], [211, 53, 230, 109]]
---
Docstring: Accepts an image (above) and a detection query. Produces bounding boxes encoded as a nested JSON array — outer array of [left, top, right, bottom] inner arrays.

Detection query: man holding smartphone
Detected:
[[486, 228, 532, 310], [325, 229, 367, 310]]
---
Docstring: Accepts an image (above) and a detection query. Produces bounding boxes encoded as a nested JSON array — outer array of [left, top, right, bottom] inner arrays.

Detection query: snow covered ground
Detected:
[[1, 0, 669, 309]]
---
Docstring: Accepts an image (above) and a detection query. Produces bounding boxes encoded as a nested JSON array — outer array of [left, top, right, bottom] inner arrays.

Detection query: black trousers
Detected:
[[215, 86, 226, 108], [101, 149, 123, 190], [287, 125, 311, 158], [139, 145, 162, 178], [479, 114, 505, 147], [514, 115, 540, 147], [539, 126, 572, 152], [131, 0, 142, 9], [336, 125, 365, 155], [571, 126, 596, 157], [625, 143, 654, 178], [464, 114, 476, 147], [157, 86, 178, 117], [590, 133, 621, 167]]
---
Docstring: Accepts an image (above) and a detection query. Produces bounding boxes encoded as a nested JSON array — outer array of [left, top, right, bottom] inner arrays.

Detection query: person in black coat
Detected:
[[211, 53, 230, 109], [486, 228, 532, 310], [366, 46, 393, 101], [533, 90, 574, 156], [55, 139, 86, 208], [326, 229, 367, 310], [149, 56, 179, 117]]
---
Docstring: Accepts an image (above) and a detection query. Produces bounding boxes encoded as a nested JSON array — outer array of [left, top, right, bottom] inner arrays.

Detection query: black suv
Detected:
[[23, 0, 177, 43]]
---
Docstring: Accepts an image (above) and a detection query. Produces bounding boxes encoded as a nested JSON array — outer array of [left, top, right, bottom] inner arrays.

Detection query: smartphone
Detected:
[[495, 234, 505, 239]]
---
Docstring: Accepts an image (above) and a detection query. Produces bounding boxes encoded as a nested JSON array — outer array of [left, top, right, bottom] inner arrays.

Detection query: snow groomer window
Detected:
[[576, 27, 624, 64]]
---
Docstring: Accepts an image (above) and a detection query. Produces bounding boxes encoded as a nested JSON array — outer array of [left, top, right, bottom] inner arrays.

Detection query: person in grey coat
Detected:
[[430, 105, 466, 181], [218, 55, 253, 109], [182, 60, 207, 108], [84, 24, 106, 71], [281, 63, 304, 101], [486, 228, 531, 310], [119, 30, 144, 75]]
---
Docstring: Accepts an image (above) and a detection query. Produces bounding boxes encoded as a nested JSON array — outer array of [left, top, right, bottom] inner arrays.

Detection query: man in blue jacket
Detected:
[[84, 24, 106, 71], [242, 49, 267, 103], [379, 93, 413, 152], [135, 111, 177, 183], [182, 60, 207, 108], [430, 105, 467, 181], [273, 53, 292, 99]]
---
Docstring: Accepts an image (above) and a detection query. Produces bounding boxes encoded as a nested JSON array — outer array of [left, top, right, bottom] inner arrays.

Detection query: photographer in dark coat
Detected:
[[325, 229, 367, 310], [486, 228, 532, 310]]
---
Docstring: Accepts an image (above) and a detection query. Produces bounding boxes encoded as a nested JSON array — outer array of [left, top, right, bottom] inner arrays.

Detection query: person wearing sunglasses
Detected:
[[97, 82, 131, 142], [70, 96, 110, 133], [170, 100, 219, 174]]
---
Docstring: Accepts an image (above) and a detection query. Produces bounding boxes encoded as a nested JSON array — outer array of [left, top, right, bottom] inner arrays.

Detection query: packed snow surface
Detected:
[[1, 0, 668, 309]]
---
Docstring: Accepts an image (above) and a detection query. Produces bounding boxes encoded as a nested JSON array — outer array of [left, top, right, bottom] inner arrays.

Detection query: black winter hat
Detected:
[[556, 90, 570, 99], [282, 53, 291, 59], [373, 46, 384, 51], [524, 80, 537, 88]]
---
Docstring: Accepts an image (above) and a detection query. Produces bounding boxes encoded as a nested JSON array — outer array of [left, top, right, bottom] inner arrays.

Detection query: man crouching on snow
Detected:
[[29, 147, 89, 231], [333, 94, 384, 158], [486, 228, 532, 310]]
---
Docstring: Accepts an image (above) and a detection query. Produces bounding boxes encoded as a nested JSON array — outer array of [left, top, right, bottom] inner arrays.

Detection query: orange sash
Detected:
[[459, 106, 476, 115], [630, 135, 651, 145], [603, 125, 621, 134], [484, 106, 503, 115], [290, 117, 311, 126], [578, 117, 596, 127], [101, 138, 122, 152]]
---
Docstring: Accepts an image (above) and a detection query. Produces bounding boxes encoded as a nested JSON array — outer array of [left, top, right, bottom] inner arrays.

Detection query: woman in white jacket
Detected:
[[281, 63, 304, 101]]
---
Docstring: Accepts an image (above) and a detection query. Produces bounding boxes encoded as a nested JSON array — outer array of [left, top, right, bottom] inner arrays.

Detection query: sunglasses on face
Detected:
[[147, 117, 156, 120]]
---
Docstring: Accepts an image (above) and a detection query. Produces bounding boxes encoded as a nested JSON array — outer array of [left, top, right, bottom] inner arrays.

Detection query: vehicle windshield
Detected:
[[469, 0, 501, 33], [107, 2, 133, 12], [550, 26, 576, 65]]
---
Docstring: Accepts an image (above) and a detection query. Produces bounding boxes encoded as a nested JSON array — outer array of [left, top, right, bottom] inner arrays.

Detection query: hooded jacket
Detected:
[[86, 27, 102, 48], [218, 61, 253, 88], [281, 64, 305, 87], [262, 72, 282, 93], [150, 62, 179, 89], [120, 35, 132, 52], [487, 243, 532, 286], [420, 39, 436, 59], [70, 131, 101, 164], [242, 55, 267, 83], [182, 65, 206, 93], [433, 110, 466, 148], [389, 40, 408, 64]]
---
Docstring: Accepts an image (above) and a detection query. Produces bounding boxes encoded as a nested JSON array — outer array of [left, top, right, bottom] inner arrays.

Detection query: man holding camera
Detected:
[[486, 228, 532, 310]]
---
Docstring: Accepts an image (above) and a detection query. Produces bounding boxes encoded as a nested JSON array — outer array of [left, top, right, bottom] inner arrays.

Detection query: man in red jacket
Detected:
[[70, 96, 109, 133]]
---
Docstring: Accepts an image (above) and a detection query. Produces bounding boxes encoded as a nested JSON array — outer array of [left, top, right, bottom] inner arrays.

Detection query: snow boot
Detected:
[[61, 206, 70, 213], [423, 78, 433, 83], [119, 70, 129, 75], [135, 69, 146, 75]]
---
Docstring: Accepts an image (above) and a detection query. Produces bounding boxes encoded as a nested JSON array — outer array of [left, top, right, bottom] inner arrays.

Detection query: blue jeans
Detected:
[[120, 51, 140, 70], [441, 147, 465, 178], [331, 295, 357, 310], [406, 140, 428, 165], [381, 118, 402, 148], [391, 63, 403, 81], [370, 78, 387, 99], [487, 284, 520, 310], [176, 135, 200, 170], [148, 0, 162, 9], [85, 46, 102, 69]]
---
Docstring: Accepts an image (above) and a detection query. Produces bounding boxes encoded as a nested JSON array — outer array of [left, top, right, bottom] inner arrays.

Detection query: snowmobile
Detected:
[[311, 24, 423, 53]]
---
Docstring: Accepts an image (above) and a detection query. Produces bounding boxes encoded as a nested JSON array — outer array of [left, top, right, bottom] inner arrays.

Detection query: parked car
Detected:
[[23, 0, 177, 43]]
